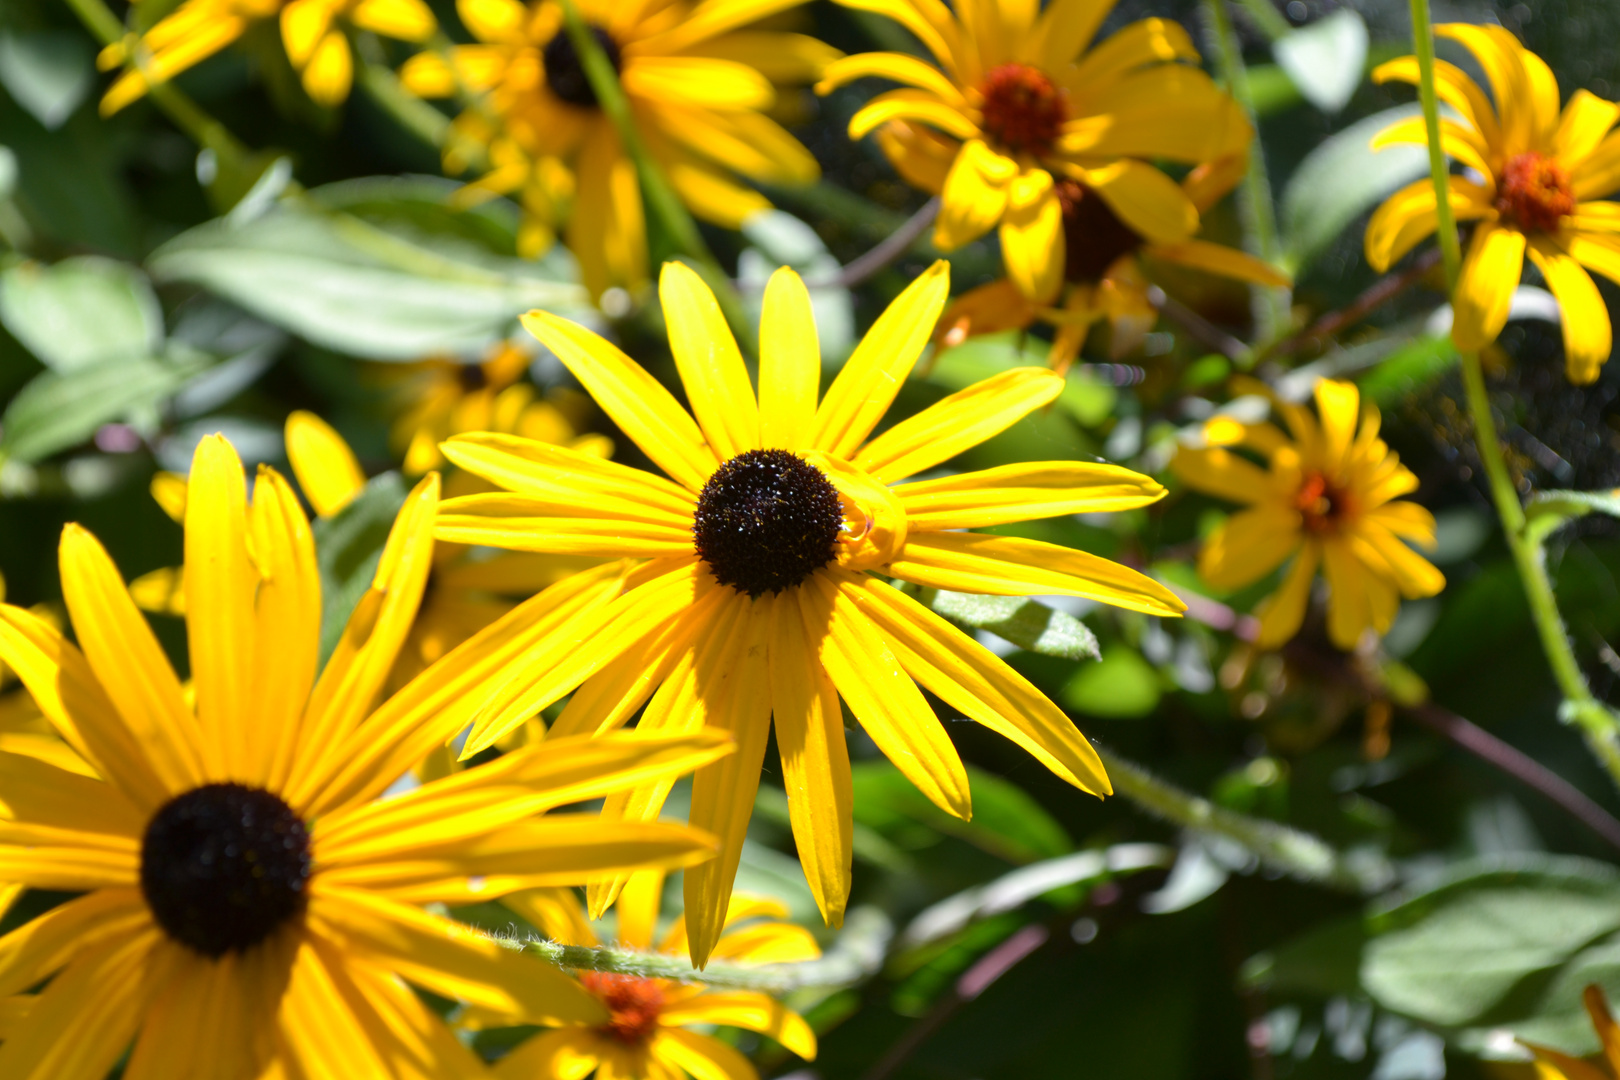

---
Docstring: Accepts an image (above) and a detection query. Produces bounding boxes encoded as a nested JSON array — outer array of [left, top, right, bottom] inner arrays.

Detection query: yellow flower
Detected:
[[486, 872, 817, 1079], [0, 433, 732, 1079], [400, 0, 839, 298], [434, 259, 1185, 965], [1366, 24, 1620, 383], [1172, 378, 1445, 650], [815, 0, 1250, 304], [1525, 984, 1620, 1080], [934, 153, 1291, 370], [97, 0, 436, 113]]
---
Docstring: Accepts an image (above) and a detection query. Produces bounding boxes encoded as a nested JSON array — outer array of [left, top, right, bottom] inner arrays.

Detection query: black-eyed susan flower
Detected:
[[434, 259, 1185, 965], [481, 871, 816, 1079], [1173, 378, 1444, 650], [934, 154, 1291, 370], [98, 0, 436, 113], [1524, 984, 1620, 1080], [0, 433, 734, 1079], [815, 2, 1250, 304], [400, 0, 839, 298], [1366, 24, 1620, 383]]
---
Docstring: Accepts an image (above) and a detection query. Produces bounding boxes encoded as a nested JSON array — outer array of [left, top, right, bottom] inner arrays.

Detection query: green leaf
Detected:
[[850, 761, 1073, 865], [0, 257, 164, 372], [923, 589, 1100, 661], [313, 472, 407, 665], [1279, 104, 1433, 273], [1061, 645, 1161, 719], [926, 331, 1116, 429], [0, 355, 207, 463], [1359, 335, 1459, 406], [0, 31, 93, 130], [148, 195, 594, 361], [1526, 488, 1620, 544], [1272, 10, 1368, 114]]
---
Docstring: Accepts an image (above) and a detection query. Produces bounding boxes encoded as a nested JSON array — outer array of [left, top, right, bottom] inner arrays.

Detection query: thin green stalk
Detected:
[[1097, 747, 1394, 894], [61, 0, 250, 168], [1202, 0, 1289, 349], [1232, 0, 1293, 41], [516, 906, 893, 991], [554, 0, 756, 352], [1407, 0, 1620, 788]]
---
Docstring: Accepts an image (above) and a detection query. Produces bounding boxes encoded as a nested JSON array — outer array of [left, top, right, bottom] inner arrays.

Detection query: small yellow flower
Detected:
[[486, 872, 817, 1079], [815, 0, 1250, 304], [0, 433, 731, 1078], [434, 259, 1185, 966], [97, 0, 436, 113], [934, 154, 1290, 370], [1366, 24, 1620, 383], [1524, 984, 1620, 1080], [1173, 379, 1445, 650], [401, 0, 839, 298]]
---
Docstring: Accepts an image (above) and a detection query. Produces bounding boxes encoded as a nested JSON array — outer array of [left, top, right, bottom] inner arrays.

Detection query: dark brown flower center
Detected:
[[692, 449, 843, 597], [544, 24, 622, 108], [978, 63, 1068, 157], [1057, 179, 1143, 283], [1294, 471, 1354, 534], [140, 783, 311, 958], [580, 971, 666, 1045], [456, 362, 489, 392], [1495, 151, 1575, 233]]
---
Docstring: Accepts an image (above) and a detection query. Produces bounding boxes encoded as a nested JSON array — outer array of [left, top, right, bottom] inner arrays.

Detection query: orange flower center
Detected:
[[1294, 471, 1354, 534], [978, 63, 1068, 157], [1056, 179, 1142, 283], [579, 971, 666, 1046], [1495, 152, 1576, 233]]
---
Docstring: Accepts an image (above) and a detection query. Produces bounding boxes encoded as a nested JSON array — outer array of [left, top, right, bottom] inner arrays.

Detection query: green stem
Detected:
[[61, 0, 250, 168], [1202, 0, 1288, 350], [554, 0, 755, 352], [516, 906, 892, 991], [1097, 747, 1393, 894], [1232, 0, 1293, 41], [1407, 0, 1620, 788]]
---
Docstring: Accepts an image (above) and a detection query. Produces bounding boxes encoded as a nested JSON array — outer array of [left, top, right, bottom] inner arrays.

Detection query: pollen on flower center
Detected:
[[1056, 179, 1143, 282], [1495, 152, 1576, 233], [579, 971, 666, 1045], [692, 448, 844, 598], [1294, 471, 1354, 533], [140, 782, 311, 958], [543, 24, 622, 109], [978, 63, 1068, 157]]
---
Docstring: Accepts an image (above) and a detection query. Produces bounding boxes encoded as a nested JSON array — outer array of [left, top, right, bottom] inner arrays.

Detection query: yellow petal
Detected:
[[1254, 544, 1319, 649], [1434, 24, 1532, 155], [280, 0, 333, 68], [441, 432, 695, 518], [849, 88, 981, 144], [1363, 175, 1492, 273], [623, 56, 774, 110], [1027, 0, 1112, 70], [823, 0, 962, 76], [503, 887, 599, 948], [854, 367, 1063, 483], [934, 138, 1015, 249], [652, 1029, 760, 1080], [522, 311, 718, 490], [683, 597, 774, 968], [686, 31, 842, 86], [457, 0, 527, 42], [0, 928, 153, 1080], [1064, 17, 1197, 87], [569, 122, 648, 298], [889, 531, 1187, 616], [285, 411, 366, 518], [1070, 159, 1197, 244], [809, 260, 949, 457], [877, 118, 959, 194], [1197, 507, 1301, 590], [1371, 56, 1499, 149], [1060, 67, 1251, 165], [1451, 223, 1526, 352], [660, 260, 761, 460], [1370, 115, 1492, 179], [816, 51, 963, 104], [436, 493, 697, 556], [1148, 238, 1291, 286], [149, 471, 187, 521], [810, 574, 972, 821], [57, 524, 206, 794], [845, 574, 1109, 795], [770, 585, 852, 927], [123, 944, 263, 1080], [1556, 90, 1620, 167], [1358, 522, 1445, 598], [1528, 238, 1613, 384], [1000, 169, 1064, 303], [1170, 445, 1271, 505], [758, 267, 820, 451], [897, 460, 1167, 530], [350, 0, 437, 41], [660, 992, 817, 1059]]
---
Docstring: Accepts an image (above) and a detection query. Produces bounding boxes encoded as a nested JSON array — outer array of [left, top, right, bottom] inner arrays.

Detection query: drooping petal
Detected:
[[1000, 169, 1065, 303], [1254, 544, 1320, 649], [758, 267, 821, 451], [770, 586, 853, 928], [897, 460, 1166, 530], [522, 311, 718, 490], [823, 0, 962, 76], [1451, 223, 1527, 352], [848, 89, 981, 144], [1371, 56, 1499, 150], [1435, 23, 1532, 155], [853, 368, 1063, 483], [815, 51, 965, 103], [1197, 507, 1302, 590], [1069, 158, 1198, 244], [888, 531, 1187, 616], [660, 260, 761, 460], [1148, 239, 1292, 286], [809, 260, 949, 457], [1363, 175, 1492, 273], [933, 139, 1017, 250], [660, 992, 817, 1058], [1528, 237, 1613, 384], [1357, 523, 1446, 598]]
